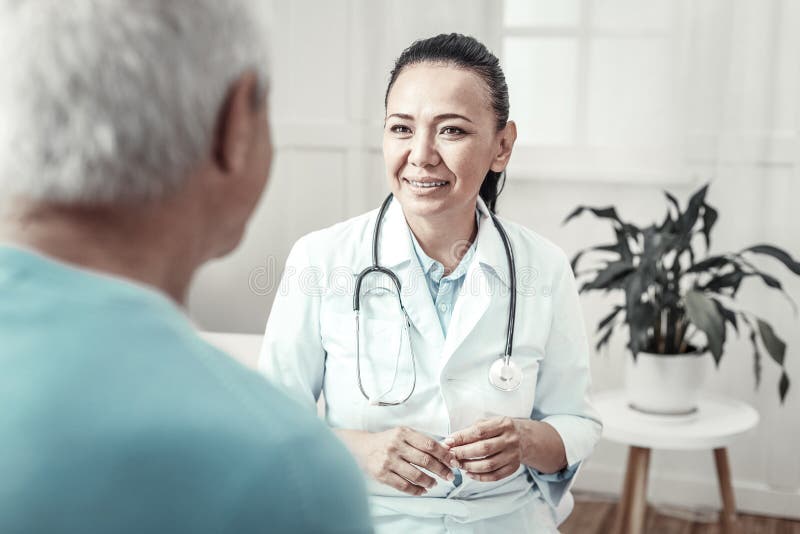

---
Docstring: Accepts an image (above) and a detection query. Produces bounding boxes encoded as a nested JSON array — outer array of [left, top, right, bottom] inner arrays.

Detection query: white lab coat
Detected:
[[259, 197, 602, 533]]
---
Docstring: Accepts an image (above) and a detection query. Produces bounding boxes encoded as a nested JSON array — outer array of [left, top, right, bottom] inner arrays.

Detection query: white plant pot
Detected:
[[625, 351, 709, 415]]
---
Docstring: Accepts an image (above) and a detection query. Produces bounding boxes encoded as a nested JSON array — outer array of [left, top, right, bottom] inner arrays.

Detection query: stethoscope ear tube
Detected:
[[488, 211, 517, 360]]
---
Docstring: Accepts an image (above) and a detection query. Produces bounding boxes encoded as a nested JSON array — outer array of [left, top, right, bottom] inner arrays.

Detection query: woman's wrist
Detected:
[[513, 418, 568, 474]]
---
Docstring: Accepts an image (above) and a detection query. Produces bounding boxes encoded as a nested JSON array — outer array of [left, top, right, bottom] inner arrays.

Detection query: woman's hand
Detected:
[[444, 417, 523, 482], [445, 417, 568, 481], [335, 427, 455, 495]]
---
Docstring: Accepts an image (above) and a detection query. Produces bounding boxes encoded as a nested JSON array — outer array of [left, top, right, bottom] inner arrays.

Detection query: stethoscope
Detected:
[[353, 193, 522, 406]]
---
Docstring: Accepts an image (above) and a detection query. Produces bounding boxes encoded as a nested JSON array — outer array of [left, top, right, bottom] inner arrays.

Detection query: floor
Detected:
[[560, 493, 800, 534]]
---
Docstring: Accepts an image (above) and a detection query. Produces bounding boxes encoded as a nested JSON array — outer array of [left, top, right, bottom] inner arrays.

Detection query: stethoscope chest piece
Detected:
[[488, 356, 523, 392]]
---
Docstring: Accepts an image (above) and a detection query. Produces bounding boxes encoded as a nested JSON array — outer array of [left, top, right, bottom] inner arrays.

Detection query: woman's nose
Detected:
[[408, 133, 440, 168]]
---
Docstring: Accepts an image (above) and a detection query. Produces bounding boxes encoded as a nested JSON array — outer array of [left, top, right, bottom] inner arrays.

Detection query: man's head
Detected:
[[0, 0, 272, 260]]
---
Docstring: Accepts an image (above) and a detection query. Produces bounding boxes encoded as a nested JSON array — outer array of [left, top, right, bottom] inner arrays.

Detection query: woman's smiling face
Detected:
[[383, 62, 513, 220]]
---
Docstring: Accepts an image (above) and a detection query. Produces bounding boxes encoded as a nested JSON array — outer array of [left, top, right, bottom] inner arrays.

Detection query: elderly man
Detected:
[[0, 1, 371, 533]]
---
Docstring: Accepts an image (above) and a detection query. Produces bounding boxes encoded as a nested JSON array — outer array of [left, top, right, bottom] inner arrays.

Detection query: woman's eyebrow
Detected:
[[386, 113, 414, 121], [434, 113, 473, 123], [386, 112, 473, 123]]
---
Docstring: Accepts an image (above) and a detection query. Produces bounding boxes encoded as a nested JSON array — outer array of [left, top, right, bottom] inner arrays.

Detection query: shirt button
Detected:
[[438, 303, 448, 313]]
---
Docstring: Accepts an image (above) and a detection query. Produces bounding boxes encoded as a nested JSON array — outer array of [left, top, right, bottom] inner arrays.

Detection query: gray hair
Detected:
[[0, 0, 270, 204]]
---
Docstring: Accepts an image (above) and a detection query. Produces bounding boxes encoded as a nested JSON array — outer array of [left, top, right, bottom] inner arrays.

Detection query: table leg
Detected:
[[714, 447, 738, 534], [614, 446, 651, 534], [613, 450, 635, 531]]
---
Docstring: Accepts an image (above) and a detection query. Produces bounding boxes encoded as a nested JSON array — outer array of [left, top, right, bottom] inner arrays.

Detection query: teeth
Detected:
[[408, 180, 447, 188]]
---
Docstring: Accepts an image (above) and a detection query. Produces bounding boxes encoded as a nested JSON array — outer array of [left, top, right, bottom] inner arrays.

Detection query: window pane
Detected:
[[503, 0, 580, 27], [503, 37, 578, 145], [586, 38, 678, 147], [592, 0, 674, 31]]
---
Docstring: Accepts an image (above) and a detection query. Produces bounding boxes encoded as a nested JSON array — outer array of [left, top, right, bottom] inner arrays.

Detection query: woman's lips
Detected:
[[403, 178, 449, 189]]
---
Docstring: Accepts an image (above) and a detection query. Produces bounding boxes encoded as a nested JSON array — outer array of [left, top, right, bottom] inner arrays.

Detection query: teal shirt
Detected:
[[0, 246, 372, 534]]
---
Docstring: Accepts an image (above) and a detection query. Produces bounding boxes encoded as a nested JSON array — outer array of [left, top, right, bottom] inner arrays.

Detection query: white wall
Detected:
[[187, 0, 800, 518]]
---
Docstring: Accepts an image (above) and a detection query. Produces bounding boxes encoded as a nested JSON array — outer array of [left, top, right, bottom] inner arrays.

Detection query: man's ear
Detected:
[[213, 70, 260, 174], [490, 120, 517, 173]]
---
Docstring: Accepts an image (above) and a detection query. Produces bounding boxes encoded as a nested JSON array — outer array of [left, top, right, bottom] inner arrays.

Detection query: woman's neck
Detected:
[[404, 204, 478, 275]]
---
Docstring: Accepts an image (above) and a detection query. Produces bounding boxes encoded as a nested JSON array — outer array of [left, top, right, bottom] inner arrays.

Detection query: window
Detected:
[[501, 0, 691, 183]]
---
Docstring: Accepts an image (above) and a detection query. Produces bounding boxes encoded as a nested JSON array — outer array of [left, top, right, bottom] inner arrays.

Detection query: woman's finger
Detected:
[[391, 458, 437, 491], [460, 450, 517, 474], [449, 435, 507, 461], [444, 417, 507, 447], [400, 446, 455, 482], [465, 462, 520, 482], [403, 428, 452, 463], [381, 471, 427, 496]]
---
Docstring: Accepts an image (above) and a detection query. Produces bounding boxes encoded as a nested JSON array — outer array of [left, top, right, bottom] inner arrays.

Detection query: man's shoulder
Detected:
[[116, 366, 373, 534]]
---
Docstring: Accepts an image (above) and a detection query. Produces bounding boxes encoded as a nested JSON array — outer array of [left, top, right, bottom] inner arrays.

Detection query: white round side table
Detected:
[[595, 390, 759, 534]]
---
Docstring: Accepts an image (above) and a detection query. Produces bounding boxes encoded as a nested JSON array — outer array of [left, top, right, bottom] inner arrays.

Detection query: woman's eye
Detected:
[[389, 125, 411, 134], [441, 126, 465, 136]]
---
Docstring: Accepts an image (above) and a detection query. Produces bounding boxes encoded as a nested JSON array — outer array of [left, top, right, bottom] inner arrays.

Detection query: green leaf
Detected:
[[751, 330, 762, 388], [570, 250, 585, 273], [614, 227, 634, 263], [678, 183, 709, 234], [664, 190, 681, 217], [712, 298, 738, 335], [595, 326, 615, 353], [688, 183, 710, 210], [687, 255, 731, 273], [779, 371, 790, 403], [741, 315, 762, 388], [701, 204, 718, 250], [684, 290, 725, 364], [580, 262, 635, 292], [597, 305, 624, 332], [563, 205, 641, 236], [704, 269, 745, 295], [757, 319, 786, 366], [745, 244, 800, 275], [751, 270, 782, 290]]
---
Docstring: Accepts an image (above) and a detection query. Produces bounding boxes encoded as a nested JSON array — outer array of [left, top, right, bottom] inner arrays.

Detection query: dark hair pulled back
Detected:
[[385, 33, 509, 213]]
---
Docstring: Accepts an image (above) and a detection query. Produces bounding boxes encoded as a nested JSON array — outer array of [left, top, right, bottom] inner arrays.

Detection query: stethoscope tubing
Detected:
[[353, 193, 518, 404]]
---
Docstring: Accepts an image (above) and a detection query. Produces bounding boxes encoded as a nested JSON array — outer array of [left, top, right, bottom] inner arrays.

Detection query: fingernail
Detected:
[[450, 459, 460, 468], [444, 438, 455, 446], [447, 472, 455, 482]]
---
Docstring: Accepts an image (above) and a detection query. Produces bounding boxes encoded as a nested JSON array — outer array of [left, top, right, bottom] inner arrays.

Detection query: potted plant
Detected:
[[564, 184, 799, 414]]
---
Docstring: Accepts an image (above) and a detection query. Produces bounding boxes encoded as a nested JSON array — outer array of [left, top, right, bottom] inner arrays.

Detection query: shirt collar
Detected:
[[473, 197, 512, 289], [408, 219, 478, 282], [376, 196, 513, 289]]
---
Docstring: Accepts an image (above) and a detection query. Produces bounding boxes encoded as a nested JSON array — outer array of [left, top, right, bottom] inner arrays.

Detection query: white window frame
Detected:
[[498, 0, 695, 185]]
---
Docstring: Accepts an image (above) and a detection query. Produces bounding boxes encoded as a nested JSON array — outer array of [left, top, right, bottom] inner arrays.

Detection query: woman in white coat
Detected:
[[259, 34, 601, 533]]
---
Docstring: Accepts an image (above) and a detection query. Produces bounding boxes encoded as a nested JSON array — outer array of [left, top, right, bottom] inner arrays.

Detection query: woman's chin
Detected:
[[395, 190, 450, 219]]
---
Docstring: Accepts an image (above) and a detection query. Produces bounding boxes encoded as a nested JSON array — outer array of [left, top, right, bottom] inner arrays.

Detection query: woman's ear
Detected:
[[490, 120, 517, 173], [213, 70, 260, 174]]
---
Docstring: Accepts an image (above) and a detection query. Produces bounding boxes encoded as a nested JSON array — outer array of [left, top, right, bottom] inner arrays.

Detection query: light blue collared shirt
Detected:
[[408, 222, 477, 338]]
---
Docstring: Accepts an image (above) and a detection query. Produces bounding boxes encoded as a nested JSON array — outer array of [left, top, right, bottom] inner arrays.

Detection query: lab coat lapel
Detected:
[[379, 198, 445, 348], [440, 199, 511, 369]]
